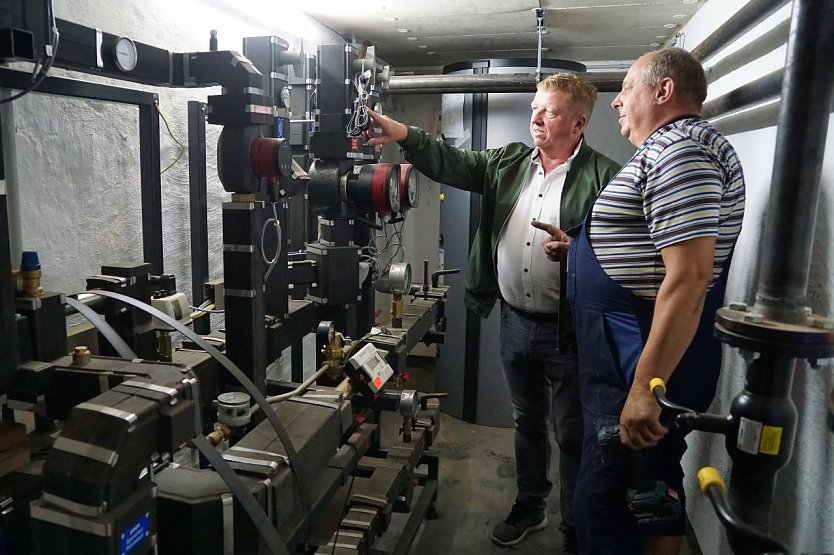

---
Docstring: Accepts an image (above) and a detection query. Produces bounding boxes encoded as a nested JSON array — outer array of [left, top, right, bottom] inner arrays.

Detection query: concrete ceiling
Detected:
[[300, 0, 706, 72]]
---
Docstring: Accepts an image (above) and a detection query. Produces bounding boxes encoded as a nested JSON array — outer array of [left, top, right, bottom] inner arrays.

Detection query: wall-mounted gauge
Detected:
[[114, 37, 138, 72]]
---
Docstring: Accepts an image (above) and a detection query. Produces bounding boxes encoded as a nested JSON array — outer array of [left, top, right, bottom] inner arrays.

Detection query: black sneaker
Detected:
[[491, 504, 548, 547], [560, 525, 578, 554]]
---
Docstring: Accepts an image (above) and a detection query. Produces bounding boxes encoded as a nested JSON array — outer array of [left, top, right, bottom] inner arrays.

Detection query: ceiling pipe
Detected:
[[691, 0, 789, 63], [383, 71, 625, 95]]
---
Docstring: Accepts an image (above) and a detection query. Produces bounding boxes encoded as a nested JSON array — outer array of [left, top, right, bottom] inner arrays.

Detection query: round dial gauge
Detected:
[[387, 167, 401, 213], [389, 262, 412, 295], [280, 86, 292, 110], [114, 37, 138, 72], [403, 165, 419, 208]]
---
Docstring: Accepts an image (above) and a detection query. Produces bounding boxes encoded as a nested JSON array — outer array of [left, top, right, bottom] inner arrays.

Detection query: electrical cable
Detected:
[[0, 23, 60, 105], [264, 365, 328, 405], [82, 290, 314, 540], [189, 304, 223, 314], [345, 65, 371, 137], [262, 202, 282, 283], [157, 104, 185, 174], [64, 295, 137, 359]]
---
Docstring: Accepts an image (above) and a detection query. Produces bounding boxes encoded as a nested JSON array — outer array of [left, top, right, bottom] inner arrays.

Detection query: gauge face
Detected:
[[405, 167, 419, 208], [387, 168, 401, 213], [389, 262, 412, 295], [114, 37, 138, 72], [280, 86, 292, 110]]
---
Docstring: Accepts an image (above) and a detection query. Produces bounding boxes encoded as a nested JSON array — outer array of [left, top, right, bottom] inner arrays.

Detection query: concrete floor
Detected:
[[401, 357, 697, 555], [410, 411, 565, 554]]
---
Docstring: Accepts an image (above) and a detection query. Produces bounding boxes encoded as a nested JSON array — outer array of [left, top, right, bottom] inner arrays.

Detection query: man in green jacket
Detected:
[[366, 73, 619, 552]]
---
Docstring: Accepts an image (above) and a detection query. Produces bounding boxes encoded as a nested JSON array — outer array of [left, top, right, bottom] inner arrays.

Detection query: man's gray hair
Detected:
[[642, 47, 707, 108], [537, 72, 598, 119]]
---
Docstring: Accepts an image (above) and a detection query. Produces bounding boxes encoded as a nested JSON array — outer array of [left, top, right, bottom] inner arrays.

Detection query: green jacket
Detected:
[[399, 126, 620, 329]]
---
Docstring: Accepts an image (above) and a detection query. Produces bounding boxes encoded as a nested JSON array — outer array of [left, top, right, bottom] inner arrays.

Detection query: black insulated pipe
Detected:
[[691, 0, 789, 63], [701, 68, 783, 120], [754, 0, 834, 322]]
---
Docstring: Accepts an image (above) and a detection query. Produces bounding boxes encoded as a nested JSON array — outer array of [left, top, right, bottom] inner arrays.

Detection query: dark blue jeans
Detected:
[[499, 301, 582, 529]]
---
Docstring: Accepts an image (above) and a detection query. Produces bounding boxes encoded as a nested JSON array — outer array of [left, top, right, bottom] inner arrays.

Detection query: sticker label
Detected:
[[119, 513, 150, 555], [759, 425, 783, 455], [737, 417, 763, 455]]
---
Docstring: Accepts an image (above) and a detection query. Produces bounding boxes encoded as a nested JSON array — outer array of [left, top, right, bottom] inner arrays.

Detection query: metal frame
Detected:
[[188, 101, 210, 335], [461, 60, 490, 424], [0, 68, 164, 274]]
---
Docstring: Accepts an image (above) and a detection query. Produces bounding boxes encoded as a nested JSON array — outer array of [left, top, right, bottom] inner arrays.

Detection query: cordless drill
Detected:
[[597, 425, 681, 525]]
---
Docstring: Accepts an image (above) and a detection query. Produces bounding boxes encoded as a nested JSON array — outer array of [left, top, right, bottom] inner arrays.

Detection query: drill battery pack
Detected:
[[597, 425, 681, 526], [627, 480, 680, 525]]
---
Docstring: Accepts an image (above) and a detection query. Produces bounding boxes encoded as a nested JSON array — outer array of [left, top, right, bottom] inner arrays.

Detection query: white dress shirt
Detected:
[[496, 140, 581, 314]]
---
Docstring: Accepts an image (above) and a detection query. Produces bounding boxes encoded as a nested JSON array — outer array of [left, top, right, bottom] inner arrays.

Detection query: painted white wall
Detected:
[[4, 0, 341, 300], [678, 2, 834, 553]]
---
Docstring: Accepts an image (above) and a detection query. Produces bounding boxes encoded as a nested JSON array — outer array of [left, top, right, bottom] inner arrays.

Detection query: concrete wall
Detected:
[[2, 0, 342, 300], [678, 2, 834, 553]]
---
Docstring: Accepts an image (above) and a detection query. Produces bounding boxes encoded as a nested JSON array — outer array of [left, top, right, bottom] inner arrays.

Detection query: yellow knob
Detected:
[[439, 193, 445, 202], [697, 467, 726, 494], [649, 377, 666, 394]]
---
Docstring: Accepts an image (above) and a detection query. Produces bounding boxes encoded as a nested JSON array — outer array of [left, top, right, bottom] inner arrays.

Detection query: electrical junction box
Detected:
[[347, 342, 394, 394], [151, 292, 191, 330]]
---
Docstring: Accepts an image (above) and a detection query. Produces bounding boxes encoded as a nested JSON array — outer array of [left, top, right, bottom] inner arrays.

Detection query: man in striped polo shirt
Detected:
[[566, 48, 745, 554]]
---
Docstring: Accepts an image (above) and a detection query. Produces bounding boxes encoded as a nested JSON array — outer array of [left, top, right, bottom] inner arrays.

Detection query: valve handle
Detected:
[[649, 377, 666, 394], [698, 466, 789, 554], [697, 466, 726, 494]]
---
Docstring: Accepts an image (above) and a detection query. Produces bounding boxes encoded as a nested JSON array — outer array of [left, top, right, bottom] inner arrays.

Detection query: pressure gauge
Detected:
[[401, 164, 420, 209], [317, 321, 336, 346], [387, 165, 401, 213], [114, 37, 138, 72], [280, 86, 292, 110], [389, 262, 412, 295]]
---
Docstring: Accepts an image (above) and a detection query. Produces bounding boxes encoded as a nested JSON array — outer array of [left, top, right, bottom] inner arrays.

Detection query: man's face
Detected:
[[529, 90, 583, 153], [611, 54, 658, 146]]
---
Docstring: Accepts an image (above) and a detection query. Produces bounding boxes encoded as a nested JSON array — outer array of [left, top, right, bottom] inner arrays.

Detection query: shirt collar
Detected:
[[531, 137, 584, 168], [644, 115, 702, 145]]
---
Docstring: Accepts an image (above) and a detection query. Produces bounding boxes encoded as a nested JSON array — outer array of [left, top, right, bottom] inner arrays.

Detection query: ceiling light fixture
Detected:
[[649, 42, 661, 47], [682, 0, 698, 4], [407, 36, 418, 41], [383, 16, 398, 21], [418, 45, 428, 49], [673, 14, 687, 19], [656, 35, 667, 39], [664, 23, 678, 28], [396, 28, 409, 33]]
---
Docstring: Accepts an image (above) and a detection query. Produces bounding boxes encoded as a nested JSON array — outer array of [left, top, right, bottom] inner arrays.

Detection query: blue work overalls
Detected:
[[566, 210, 732, 554]]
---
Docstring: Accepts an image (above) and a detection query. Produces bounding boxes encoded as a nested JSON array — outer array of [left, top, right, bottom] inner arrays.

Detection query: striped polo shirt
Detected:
[[588, 117, 745, 299]]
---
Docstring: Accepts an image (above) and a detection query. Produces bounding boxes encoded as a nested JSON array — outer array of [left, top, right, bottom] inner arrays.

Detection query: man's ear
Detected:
[[655, 77, 675, 105], [573, 114, 588, 134]]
